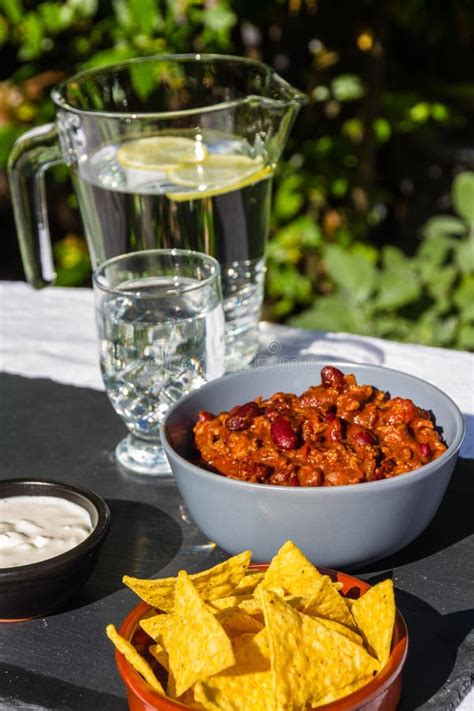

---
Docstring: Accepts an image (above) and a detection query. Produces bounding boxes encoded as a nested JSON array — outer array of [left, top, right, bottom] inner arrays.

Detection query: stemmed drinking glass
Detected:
[[93, 249, 224, 476]]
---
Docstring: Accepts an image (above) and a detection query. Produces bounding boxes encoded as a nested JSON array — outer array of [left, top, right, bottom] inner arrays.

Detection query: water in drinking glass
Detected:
[[75, 131, 273, 370], [93, 250, 224, 475], [98, 276, 224, 441]]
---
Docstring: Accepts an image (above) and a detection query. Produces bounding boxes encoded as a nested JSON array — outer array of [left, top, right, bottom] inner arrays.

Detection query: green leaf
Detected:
[[0, 124, 23, 168], [290, 295, 360, 332], [19, 12, 44, 60], [38, 3, 63, 32], [331, 74, 364, 102], [130, 61, 156, 101], [453, 172, 474, 223], [453, 276, 474, 320], [455, 239, 474, 275], [203, 6, 236, 32], [273, 174, 305, 221], [426, 265, 457, 300], [382, 245, 410, 271], [417, 232, 454, 265], [422, 215, 466, 238], [457, 324, 474, 350], [324, 244, 376, 302], [376, 271, 421, 310], [2, 0, 22, 23], [82, 46, 136, 69], [129, 0, 158, 34]]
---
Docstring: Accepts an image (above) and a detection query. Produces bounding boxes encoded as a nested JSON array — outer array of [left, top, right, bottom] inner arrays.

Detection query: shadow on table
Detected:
[[62, 498, 183, 612], [257, 329, 386, 365], [367, 586, 474, 711], [1, 663, 126, 710], [357, 458, 474, 573]]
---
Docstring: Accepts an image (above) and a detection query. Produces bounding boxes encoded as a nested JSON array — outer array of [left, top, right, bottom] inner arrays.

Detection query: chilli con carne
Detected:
[[193, 366, 447, 487]]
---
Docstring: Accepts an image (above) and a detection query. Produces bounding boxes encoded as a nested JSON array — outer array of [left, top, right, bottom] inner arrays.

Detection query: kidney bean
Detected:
[[226, 401, 260, 431], [347, 423, 377, 446], [321, 366, 345, 390], [419, 442, 432, 459], [325, 417, 343, 443], [265, 407, 281, 423], [271, 415, 298, 450], [288, 474, 300, 486], [198, 410, 215, 423]]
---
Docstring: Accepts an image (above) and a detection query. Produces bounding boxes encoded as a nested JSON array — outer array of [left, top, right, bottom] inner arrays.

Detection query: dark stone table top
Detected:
[[0, 373, 472, 711]]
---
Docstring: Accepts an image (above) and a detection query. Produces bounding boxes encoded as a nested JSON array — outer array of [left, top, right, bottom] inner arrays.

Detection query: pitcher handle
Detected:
[[8, 123, 63, 288]]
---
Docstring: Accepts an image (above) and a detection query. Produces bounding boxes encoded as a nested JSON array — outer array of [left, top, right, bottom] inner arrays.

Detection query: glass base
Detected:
[[115, 434, 171, 476]]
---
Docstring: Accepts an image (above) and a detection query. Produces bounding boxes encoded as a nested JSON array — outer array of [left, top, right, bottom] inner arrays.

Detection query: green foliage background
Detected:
[[1, 0, 473, 349]]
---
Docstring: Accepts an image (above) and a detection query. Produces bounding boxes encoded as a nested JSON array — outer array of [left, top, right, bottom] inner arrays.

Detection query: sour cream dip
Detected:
[[0, 496, 94, 568]]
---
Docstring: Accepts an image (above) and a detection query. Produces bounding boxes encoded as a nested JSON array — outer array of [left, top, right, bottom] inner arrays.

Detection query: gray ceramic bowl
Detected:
[[162, 362, 465, 568]]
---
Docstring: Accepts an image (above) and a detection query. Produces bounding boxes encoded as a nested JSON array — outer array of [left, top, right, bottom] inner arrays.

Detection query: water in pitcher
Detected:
[[97, 275, 224, 441], [74, 131, 274, 369]]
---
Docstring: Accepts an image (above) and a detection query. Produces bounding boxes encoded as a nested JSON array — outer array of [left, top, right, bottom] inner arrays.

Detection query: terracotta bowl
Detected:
[[114, 565, 408, 711]]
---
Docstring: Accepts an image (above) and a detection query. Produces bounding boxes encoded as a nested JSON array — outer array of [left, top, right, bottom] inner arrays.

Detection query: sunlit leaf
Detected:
[[331, 74, 364, 102], [130, 62, 156, 101], [422, 215, 466, 238], [453, 172, 474, 223], [324, 244, 376, 302], [290, 295, 360, 333], [376, 271, 421, 310], [129, 0, 159, 34], [458, 324, 474, 350], [19, 12, 43, 60], [453, 276, 474, 321], [2, 0, 22, 24]]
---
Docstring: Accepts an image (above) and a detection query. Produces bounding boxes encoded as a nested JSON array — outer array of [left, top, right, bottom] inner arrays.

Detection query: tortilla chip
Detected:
[[194, 630, 274, 711], [234, 571, 266, 595], [124, 550, 251, 612], [255, 541, 326, 601], [149, 643, 169, 671], [315, 675, 374, 706], [215, 607, 264, 635], [261, 590, 379, 709], [302, 575, 357, 630], [308, 615, 363, 646], [106, 624, 165, 695], [168, 571, 235, 698], [350, 579, 396, 667], [140, 613, 174, 648]]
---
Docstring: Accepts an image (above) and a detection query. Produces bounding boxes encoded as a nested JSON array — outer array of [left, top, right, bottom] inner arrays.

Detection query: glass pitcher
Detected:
[[8, 54, 306, 370]]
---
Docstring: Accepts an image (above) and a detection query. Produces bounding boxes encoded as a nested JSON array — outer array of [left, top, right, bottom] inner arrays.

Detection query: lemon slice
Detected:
[[166, 154, 272, 201], [116, 136, 207, 171]]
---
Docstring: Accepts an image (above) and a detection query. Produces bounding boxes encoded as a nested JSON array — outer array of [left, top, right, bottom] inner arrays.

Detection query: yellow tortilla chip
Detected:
[[105, 624, 165, 696], [255, 541, 327, 600], [308, 615, 363, 646], [315, 675, 374, 706], [124, 550, 251, 612], [206, 594, 253, 612], [149, 643, 169, 671], [261, 590, 379, 709], [140, 613, 174, 648], [194, 630, 274, 711], [234, 570, 266, 595], [350, 579, 396, 667], [168, 571, 235, 698], [302, 575, 357, 630], [215, 607, 264, 635]]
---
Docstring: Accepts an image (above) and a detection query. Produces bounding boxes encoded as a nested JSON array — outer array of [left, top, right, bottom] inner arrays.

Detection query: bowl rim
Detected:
[[162, 360, 465, 494], [0, 478, 111, 580], [115, 564, 409, 710]]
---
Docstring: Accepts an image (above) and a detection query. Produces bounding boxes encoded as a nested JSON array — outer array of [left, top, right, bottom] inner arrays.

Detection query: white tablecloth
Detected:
[[1, 281, 473, 459], [1, 280, 473, 710]]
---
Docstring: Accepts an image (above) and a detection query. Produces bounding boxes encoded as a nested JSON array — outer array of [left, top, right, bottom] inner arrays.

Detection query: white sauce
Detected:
[[0, 496, 94, 568]]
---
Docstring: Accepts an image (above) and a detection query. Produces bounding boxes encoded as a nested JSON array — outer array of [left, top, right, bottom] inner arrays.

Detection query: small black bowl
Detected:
[[0, 479, 110, 621]]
